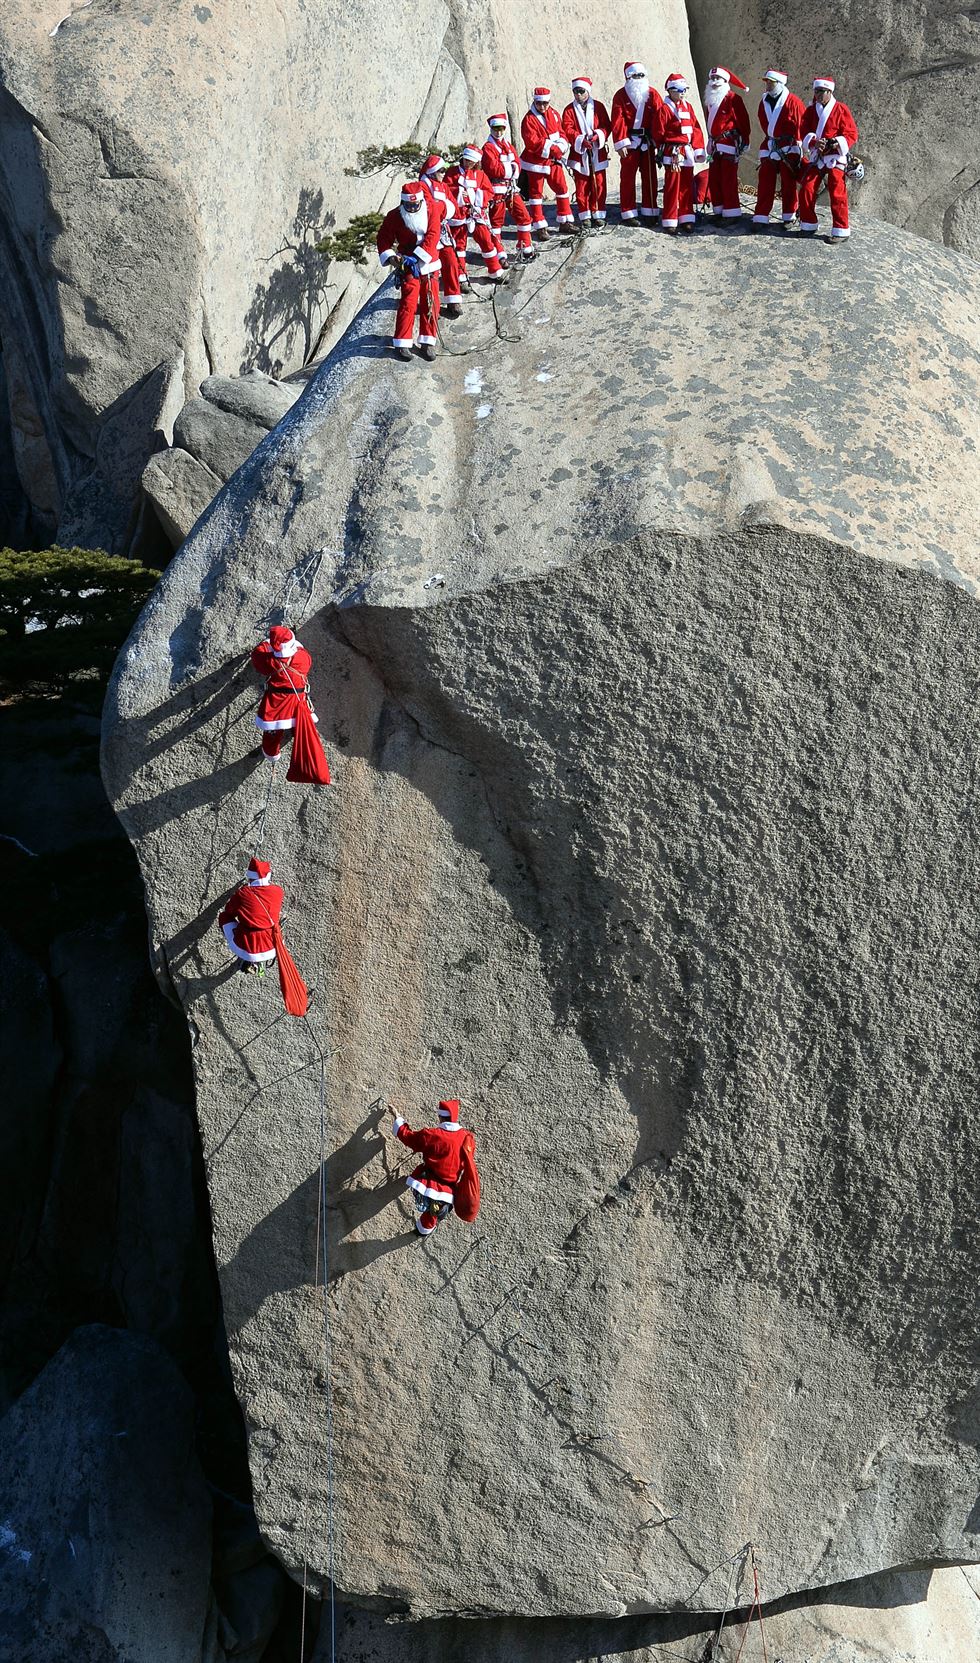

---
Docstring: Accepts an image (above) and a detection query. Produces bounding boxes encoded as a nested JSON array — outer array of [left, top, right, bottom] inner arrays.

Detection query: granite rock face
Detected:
[[686, 0, 980, 255], [103, 224, 980, 1618], [0, 0, 697, 551]]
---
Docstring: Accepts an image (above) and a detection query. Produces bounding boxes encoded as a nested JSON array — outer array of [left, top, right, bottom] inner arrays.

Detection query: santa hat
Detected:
[[400, 180, 425, 203], [624, 61, 647, 78], [421, 153, 445, 175], [460, 143, 482, 163], [269, 624, 299, 658], [532, 87, 551, 102], [571, 76, 592, 90], [708, 66, 749, 90], [247, 857, 272, 887], [487, 112, 508, 127], [812, 76, 836, 90], [764, 69, 788, 85], [665, 72, 688, 92], [438, 1098, 461, 1122]]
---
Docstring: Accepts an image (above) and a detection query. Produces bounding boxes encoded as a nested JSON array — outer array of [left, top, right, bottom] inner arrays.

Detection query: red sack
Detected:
[[272, 926, 309, 1017], [286, 695, 331, 786], [453, 1133, 481, 1223]]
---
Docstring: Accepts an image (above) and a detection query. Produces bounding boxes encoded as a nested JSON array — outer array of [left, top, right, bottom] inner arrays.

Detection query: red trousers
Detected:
[[708, 154, 741, 216], [661, 165, 697, 229], [754, 157, 799, 223], [392, 271, 439, 347], [261, 729, 288, 758], [453, 220, 503, 274], [438, 243, 461, 299], [489, 192, 532, 251], [798, 165, 850, 235], [618, 147, 657, 218], [572, 168, 607, 219], [525, 164, 573, 226]]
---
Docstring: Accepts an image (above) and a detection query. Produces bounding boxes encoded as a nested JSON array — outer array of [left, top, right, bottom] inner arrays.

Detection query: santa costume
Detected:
[[520, 89, 573, 233], [218, 858, 308, 1014], [560, 78, 612, 225], [798, 78, 859, 240], [445, 148, 506, 281], [251, 625, 330, 783], [481, 116, 534, 258], [753, 70, 806, 226], [419, 155, 463, 311], [392, 1099, 481, 1235], [611, 62, 665, 222], [376, 182, 443, 356], [660, 73, 706, 232], [704, 66, 751, 220]]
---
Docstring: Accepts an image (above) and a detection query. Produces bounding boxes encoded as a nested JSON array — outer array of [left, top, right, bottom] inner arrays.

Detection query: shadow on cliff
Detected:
[[220, 1100, 417, 1336], [241, 189, 337, 377]]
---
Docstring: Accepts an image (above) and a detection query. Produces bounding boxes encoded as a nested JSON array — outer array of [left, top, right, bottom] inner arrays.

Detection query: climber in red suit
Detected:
[[752, 69, 806, 229], [520, 87, 573, 236], [218, 857, 283, 972], [376, 181, 443, 359], [482, 114, 534, 260], [660, 72, 707, 234], [252, 625, 315, 761], [798, 77, 860, 242], [611, 62, 665, 224], [703, 65, 751, 222], [561, 77, 613, 226], [391, 1098, 481, 1236]]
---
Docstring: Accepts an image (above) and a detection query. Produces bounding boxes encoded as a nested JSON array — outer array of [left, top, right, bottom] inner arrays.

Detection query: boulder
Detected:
[[0, 1324, 212, 1663], [103, 222, 980, 1617], [685, 0, 980, 255], [143, 447, 223, 550], [200, 373, 301, 433], [0, 0, 697, 552]]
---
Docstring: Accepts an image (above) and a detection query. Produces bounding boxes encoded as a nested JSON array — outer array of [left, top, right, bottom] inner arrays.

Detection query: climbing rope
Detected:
[[435, 229, 583, 357], [731, 1548, 770, 1663]]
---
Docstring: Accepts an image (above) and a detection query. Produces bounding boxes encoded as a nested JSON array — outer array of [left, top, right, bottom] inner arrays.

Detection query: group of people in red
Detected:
[[376, 61, 859, 356], [217, 627, 481, 1237]]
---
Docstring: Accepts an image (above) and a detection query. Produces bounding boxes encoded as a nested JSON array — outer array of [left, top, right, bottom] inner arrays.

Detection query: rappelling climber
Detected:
[[391, 1098, 481, 1236], [611, 62, 664, 225], [376, 180, 443, 359], [752, 69, 806, 230], [520, 87, 574, 238], [445, 146, 507, 283], [481, 114, 535, 262], [251, 624, 331, 784], [419, 155, 464, 317], [561, 77, 612, 228], [217, 857, 308, 1015], [797, 77, 859, 244], [659, 72, 706, 234], [703, 66, 751, 223]]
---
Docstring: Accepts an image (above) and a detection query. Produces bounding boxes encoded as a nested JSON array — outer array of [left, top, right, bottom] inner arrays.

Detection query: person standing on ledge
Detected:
[[611, 61, 664, 225], [752, 69, 806, 231], [445, 146, 507, 282], [798, 77, 859, 244], [703, 66, 751, 223], [376, 181, 443, 360], [520, 87, 574, 239], [561, 76, 613, 229], [419, 155, 464, 317], [660, 72, 706, 235], [391, 1098, 481, 1236], [481, 115, 535, 263]]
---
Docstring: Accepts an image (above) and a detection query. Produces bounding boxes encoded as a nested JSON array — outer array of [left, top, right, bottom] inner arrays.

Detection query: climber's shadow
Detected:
[[222, 1101, 416, 1335]]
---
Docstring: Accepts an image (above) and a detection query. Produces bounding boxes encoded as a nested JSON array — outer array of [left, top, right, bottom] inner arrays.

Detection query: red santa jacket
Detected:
[[705, 90, 751, 156], [394, 1114, 480, 1219], [252, 639, 312, 729], [756, 89, 806, 160], [481, 133, 522, 194], [218, 879, 284, 957], [520, 106, 570, 173], [444, 164, 494, 226], [376, 203, 442, 277], [561, 98, 612, 175], [801, 97, 858, 170], [611, 83, 665, 152], [420, 178, 458, 245], [660, 97, 705, 164]]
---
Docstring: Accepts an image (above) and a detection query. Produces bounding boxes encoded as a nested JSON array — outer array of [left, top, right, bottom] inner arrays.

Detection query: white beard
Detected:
[[626, 76, 649, 110], [399, 202, 428, 239], [704, 81, 728, 115]]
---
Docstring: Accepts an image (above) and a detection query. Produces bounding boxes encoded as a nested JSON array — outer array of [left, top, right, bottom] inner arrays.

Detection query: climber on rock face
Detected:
[[445, 146, 507, 284], [704, 66, 751, 223], [419, 155, 464, 318], [520, 87, 574, 238], [251, 625, 331, 784], [752, 69, 806, 231], [376, 181, 443, 360], [611, 62, 664, 225], [561, 77, 612, 228], [217, 858, 308, 1014], [481, 115, 535, 263], [391, 1098, 481, 1236], [660, 72, 707, 234], [798, 77, 859, 244]]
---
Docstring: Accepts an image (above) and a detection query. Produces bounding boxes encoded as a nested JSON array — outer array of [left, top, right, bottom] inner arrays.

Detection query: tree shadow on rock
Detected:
[[240, 189, 337, 376]]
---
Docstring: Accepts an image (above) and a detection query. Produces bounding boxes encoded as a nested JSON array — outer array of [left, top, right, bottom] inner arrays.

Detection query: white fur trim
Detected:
[[255, 715, 297, 731], [222, 923, 277, 964]]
